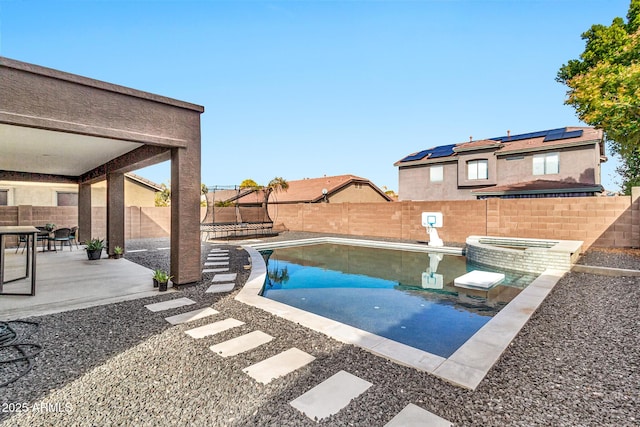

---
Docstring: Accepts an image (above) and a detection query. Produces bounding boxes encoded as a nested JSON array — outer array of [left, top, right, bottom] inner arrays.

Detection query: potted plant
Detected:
[[44, 223, 56, 232], [152, 269, 172, 292], [85, 238, 105, 260], [113, 246, 124, 259]]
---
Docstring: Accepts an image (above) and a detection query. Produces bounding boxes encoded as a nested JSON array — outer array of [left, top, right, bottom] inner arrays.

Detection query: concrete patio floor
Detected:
[[0, 248, 170, 320]]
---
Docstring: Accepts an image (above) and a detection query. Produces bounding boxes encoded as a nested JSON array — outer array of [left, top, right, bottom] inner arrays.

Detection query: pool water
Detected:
[[260, 243, 537, 358]]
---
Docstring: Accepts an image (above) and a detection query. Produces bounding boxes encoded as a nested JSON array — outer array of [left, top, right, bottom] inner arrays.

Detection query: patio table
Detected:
[[0, 226, 38, 296]]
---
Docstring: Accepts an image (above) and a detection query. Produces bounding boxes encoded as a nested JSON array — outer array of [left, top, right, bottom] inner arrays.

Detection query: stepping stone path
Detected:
[[243, 348, 315, 385], [164, 307, 219, 325], [144, 297, 195, 312], [141, 244, 453, 425], [210, 330, 274, 357], [205, 283, 235, 293], [184, 318, 244, 339], [384, 403, 453, 427], [212, 273, 237, 283], [290, 370, 372, 421], [203, 268, 229, 273]]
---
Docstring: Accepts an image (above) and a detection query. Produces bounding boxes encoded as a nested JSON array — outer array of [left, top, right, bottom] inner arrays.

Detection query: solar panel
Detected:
[[399, 149, 431, 162], [490, 128, 566, 142], [429, 144, 457, 159], [543, 129, 583, 142], [399, 143, 456, 163]]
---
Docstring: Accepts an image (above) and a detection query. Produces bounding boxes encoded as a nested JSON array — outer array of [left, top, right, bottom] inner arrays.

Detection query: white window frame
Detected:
[[430, 165, 443, 182], [533, 152, 559, 175], [467, 159, 488, 180]]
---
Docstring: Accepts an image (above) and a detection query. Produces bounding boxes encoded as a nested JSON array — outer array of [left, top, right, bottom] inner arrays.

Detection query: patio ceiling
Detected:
[[0, 123, 142, 177]]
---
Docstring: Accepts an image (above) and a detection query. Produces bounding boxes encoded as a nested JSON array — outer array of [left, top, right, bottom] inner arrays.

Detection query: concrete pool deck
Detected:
[[237, 237, 566, 390]]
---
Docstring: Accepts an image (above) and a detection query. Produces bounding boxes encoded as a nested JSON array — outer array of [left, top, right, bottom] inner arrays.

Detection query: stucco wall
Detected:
[[496, 144, 599, 185], [328, 184, 389, 203], [0, 180, 157, 207], [398, 144, 603, 201]]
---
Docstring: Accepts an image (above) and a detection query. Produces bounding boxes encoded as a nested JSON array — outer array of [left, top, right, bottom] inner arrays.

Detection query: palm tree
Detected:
[[263, 177, 289, 208]]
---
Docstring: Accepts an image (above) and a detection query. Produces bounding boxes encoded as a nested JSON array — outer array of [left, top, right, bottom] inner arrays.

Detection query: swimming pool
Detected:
[[236, 237, 566, 389], [259, 243, 536, 358]]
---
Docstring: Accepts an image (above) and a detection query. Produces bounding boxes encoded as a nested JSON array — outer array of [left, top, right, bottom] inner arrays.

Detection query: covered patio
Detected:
[[0, 57, 204, 290], [0, 248, 168, 320]]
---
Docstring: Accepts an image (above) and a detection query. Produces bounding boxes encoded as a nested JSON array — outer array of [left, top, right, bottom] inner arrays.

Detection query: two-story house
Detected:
[[395, 127, 606, 200]]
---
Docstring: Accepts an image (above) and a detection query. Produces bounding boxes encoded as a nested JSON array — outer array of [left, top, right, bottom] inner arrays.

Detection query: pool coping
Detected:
[[236, 237, 565, 390]]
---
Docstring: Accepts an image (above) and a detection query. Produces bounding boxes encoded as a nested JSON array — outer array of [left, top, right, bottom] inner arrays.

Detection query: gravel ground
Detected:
[[0, 232, 638, 426]]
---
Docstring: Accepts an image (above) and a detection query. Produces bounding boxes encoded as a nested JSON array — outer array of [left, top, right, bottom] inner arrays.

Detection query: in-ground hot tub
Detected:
[[465, 236, 583, 274]]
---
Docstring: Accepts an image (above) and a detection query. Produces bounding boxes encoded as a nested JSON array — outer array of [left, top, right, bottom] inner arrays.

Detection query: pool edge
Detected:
[[236, 239, 564, 390]]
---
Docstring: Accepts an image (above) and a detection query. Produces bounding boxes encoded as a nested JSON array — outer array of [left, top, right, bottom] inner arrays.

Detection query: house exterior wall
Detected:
[[496, 144, 600, 186], [455, 149, 498, 188], [398, 161, 474, 201], [398, 143, 603, 200], [328, 183, 390, 203], [0, 179, 158, 207]]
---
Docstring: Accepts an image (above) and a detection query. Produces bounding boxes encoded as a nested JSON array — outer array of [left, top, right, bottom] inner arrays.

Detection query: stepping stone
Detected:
[[212, 273, 237, 282], [203, 268, 229, 273], [185, 318, 245, 339], [126, 249, 147, 253], [145, 297, 196, 312], [205, 283, 235, 293], [243, 348, 315, 384], [290, 370, 372, 421], [210, 249, 229, 253], [384, 403, 453, 427], [207, 256, 229, 261], [210, 330, 273, 357], [165, 307, 219, 325], [205, 261, 229, 266]]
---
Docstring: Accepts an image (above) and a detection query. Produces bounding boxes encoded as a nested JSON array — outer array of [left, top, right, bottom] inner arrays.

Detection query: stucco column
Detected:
[[106, 172, 125, 256], [170, 144, 201, 285], [78, 183, 92, 244]]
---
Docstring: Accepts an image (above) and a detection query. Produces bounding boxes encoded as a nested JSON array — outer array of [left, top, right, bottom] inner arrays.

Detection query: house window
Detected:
[[0, 190, 7, 206], [430, 165, 443, 182], [533, 152, 559, 175], [467, 160, 488, 180], [57, 192, 78, 206]]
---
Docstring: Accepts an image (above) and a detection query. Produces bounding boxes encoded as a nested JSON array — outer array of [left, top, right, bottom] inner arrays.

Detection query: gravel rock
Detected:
[[1, 233, 638, 426]]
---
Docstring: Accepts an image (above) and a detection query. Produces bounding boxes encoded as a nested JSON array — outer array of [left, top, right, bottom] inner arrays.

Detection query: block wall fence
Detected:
[[269, 188, 640, 249], [1, 188, 638, 249]]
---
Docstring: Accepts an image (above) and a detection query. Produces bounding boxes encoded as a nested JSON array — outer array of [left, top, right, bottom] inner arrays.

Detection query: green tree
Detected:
[[155, 183, 171, 207], [557, 0, 640, 194]]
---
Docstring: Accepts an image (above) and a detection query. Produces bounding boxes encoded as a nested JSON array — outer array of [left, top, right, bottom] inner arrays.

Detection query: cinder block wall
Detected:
[[2, 192, 638, 249], [269, 194, 638, 249]]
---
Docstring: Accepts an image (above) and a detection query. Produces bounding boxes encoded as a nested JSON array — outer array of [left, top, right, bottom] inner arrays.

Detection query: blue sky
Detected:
[[0, 0, 630, 192]]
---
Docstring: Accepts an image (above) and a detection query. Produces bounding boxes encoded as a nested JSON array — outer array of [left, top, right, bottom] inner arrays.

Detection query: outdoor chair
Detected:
[[14, 234, 28, 254], [69, 226, 79, 249], [48, 227, 72, 251], [35, 227, 50, 251]]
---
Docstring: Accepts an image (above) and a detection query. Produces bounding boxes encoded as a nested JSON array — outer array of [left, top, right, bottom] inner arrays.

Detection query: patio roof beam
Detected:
[[79, 144, 171, 184], [0, 170, 78, 184]]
